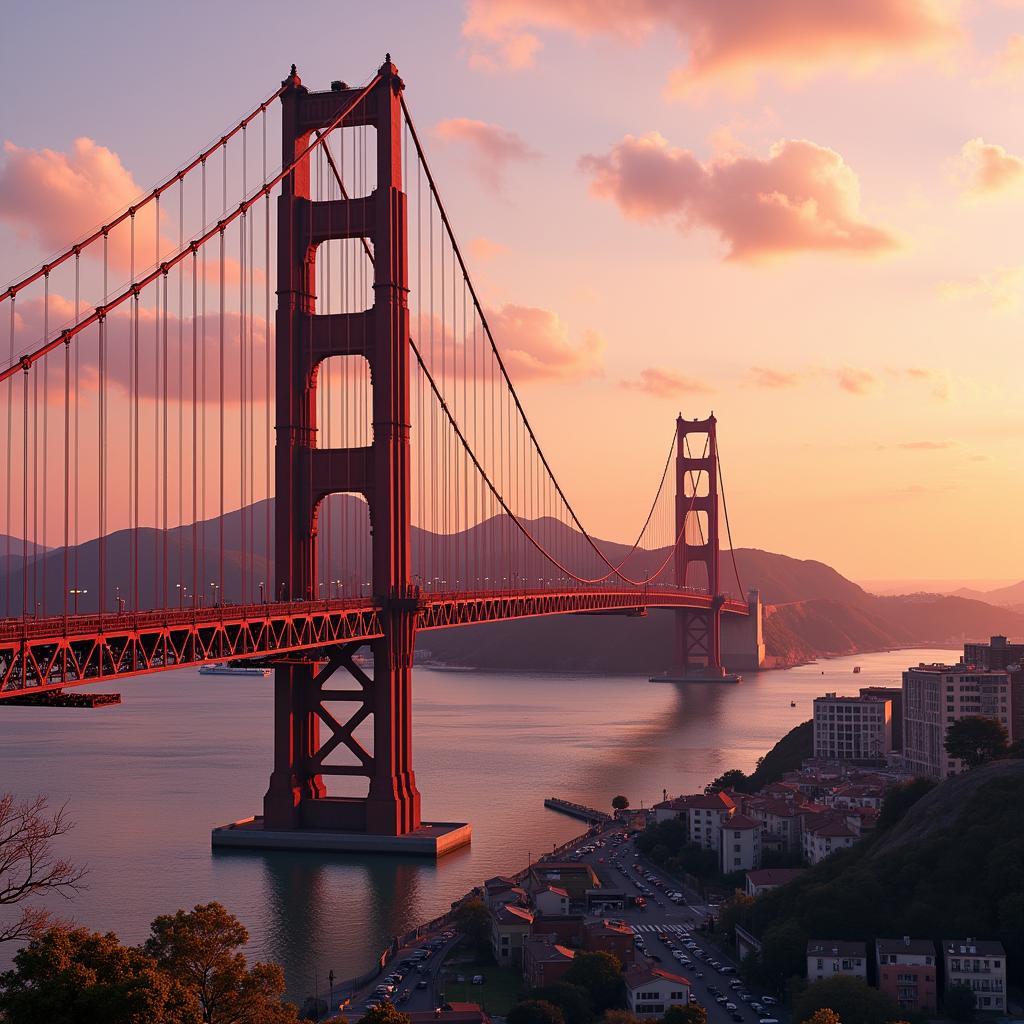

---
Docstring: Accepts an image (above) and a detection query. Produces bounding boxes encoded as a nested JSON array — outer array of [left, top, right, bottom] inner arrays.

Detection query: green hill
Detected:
[[727, 759, 1024, 989]]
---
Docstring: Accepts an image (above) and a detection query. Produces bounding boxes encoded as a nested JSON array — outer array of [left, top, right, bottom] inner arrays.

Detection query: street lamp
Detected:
[[69, 588, 88, 615]]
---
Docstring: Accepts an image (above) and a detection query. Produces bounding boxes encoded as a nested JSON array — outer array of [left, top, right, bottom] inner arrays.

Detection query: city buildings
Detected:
[[876, 938, 938, 1013], [745, 867, 806, 897], [942, 939, 1007, 1012], [624, 966, 691, 1017], [858, 686, 903, 750], [533, 886, 570, 916], [903, 664, 1013, 778], [963, 635, 1024, 670], [720, 813, 761, 873], [522, 935, 576, 988], [802, 816, 859, 865], [489, 903, 534, 966], [651, 791, 736, 850], [812, 692, 893, 761], [806, 941, 868, 982]]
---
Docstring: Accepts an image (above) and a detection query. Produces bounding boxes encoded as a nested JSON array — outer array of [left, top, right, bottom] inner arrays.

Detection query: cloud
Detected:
[[435, 118, 539, 190], [580, 133, 896, 262], [621, 367, 713, 398], [836, 366, 878, 394], [941, 266, 1024, 309], [959, 138, 1024, 196], [468, 236, 508, 262], [0, 137, 157, 270], [10, 293, 268, 405], [750, 366, 802, 388], [485, 303, 604, 381], [897, 440, 954, 450], [461, 0, 959, 92], [902, 366, 952, 401]]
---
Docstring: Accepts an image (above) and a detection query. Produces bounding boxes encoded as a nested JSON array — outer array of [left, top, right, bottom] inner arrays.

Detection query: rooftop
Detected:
[[725, 813, 761, 830], [625, 965, 691, 990], [492, 903, 534, 926], [746, 868, 807, 887], [943, 938, 1006, 958], [808, 940, 867, 958], [877, 938, 936, 957], [524, 935, 576, 964]]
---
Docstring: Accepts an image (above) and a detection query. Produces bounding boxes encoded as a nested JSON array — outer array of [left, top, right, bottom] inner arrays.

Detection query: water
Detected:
[[0, 647, 953, 997]]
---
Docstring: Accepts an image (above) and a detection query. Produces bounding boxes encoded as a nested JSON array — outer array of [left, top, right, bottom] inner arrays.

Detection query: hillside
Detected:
[[1, 498, 1021, 669], [953, 579, 1024, 607], [730, 760, 1024, 987]]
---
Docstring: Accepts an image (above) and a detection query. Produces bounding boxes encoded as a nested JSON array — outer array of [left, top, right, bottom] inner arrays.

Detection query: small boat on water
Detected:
[[790, 700, 796, 707], [853, 665, 862, 673], [198, 662, 271, 678]]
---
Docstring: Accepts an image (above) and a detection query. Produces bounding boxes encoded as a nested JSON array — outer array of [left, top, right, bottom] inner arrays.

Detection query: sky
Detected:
[[1, 0, 1023, 583]]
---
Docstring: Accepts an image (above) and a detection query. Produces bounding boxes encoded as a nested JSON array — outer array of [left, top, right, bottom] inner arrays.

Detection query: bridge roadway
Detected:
[[0, 587, 748, 699]]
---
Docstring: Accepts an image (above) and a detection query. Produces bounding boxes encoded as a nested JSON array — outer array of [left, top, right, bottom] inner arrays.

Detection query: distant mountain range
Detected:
[[1, 499, 1020, 670], [951, 579, 1024, 610]]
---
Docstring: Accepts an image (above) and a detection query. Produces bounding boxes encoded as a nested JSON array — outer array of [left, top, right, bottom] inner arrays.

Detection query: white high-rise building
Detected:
[[812, 693, 892, 761]]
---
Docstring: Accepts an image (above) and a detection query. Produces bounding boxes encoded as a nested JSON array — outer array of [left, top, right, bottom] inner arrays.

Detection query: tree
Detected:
[[875, 777, 936, 832], [793, 976, 902, 1024], [602, 1012, 640, 1024], [357, 1005, 412, 1024], [564, 952, 625, 1013], [612, 796, 630, 811], [801, 1010, 841, 1024], [662, 1004, 706, 1024], [0, 793, 84, 943], [145, 902, 299, 1024], [944, 717, 1009, 767], [943, 983, 976, 1022], [0, 925, 173, 1024], [455, 897, 492, 953], [531, 983, 594, 1024], [507, 999, 567, 1024], [704, 770, 749, 796]]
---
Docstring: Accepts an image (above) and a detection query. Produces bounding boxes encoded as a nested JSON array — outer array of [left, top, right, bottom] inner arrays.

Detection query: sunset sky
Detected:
[[2, 1, 1023, 584]]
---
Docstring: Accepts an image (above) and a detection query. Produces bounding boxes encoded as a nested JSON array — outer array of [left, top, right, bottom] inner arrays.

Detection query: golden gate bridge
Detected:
[[0, 59, 751, 853]]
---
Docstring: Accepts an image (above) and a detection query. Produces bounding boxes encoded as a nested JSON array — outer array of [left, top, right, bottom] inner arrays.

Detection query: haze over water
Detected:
[[0, 648, 953, 998]]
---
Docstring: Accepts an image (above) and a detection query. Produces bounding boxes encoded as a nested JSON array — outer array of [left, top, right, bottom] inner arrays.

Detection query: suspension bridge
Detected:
[[0, 59, 755, 853]]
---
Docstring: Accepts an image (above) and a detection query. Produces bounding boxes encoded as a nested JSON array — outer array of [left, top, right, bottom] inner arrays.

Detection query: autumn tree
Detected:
[[357, 1004, 412, 1024], [0, 793, 84, 943], [0, 926, 173, 1024], [793, 976, 901, 1024], [801, 1010, 841, 1024], [944, 717, 1009, 767], [145, 901, 299, 1024]]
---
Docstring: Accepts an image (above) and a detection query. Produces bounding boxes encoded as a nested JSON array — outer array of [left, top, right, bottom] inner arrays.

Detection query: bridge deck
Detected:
[[0, 588, 747, 699]]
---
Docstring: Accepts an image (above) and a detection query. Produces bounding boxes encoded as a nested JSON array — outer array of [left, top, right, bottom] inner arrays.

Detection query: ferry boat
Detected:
[[198, 663, 271, 678]]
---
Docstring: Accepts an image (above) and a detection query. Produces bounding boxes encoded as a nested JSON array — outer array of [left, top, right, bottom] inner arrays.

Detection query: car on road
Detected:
[[715, 996, 729, 1005], [750, 1003, 764, 1014], [472, 975, 485, 985], [725, 1002, 738, 1011], [720, 966, 737, 975], [416, 980, 428, 990], [761, 997, 778, 1007], [729, 981, 743, 989]]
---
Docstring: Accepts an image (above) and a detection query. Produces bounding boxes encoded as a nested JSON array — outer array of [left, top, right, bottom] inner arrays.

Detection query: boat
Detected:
[[853, 665, 862, 673], [790, 700, 796, 707], [198, 663, 271, 678]]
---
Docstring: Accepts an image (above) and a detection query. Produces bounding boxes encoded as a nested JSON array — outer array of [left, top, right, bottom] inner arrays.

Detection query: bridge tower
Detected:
[[261, 59, 438, 845], [673, 414, 725, 677]]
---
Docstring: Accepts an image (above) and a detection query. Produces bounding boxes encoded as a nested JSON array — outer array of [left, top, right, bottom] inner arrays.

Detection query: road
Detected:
[[570, 828, 783, 1024]]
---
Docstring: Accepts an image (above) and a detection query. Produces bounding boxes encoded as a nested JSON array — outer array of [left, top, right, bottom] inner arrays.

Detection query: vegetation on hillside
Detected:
[[704, 721, 813, 794], [724, 762, 1024, 992]]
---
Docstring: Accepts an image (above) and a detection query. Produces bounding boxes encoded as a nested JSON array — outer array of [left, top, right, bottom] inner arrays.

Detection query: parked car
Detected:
[[471, 975, 484, 985], [761, 997, 778, 1007], [416, 980, 428, 990]]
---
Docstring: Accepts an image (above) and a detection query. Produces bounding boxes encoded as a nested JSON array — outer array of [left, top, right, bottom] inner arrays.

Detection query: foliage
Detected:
[[792, 977, 902, 1024], [0, 793, 85, 943], [874, 778, 936, 832], [357, 1005, 412, 1024], [722, 766, 1024, 986], [661, 1004, 706, 1024], [455, 898, 492, 953], [563, 952, 625, 1013], [144, 901, 298, 1024], [0, 926, 173, 1024], [602, 1012, 639, 1024], [717, 892, 755, 941], [944, 717, 1009, 767], [531, 982, 593, 1024], [612, 796, 630, 811], [507, 999, 567, 1024], [703, 722, 814, 795], [800, 1010, 841, 1024], [704, 770, 750, 796], [635, 820, 719, 882], [943, 983, 976, 1022]]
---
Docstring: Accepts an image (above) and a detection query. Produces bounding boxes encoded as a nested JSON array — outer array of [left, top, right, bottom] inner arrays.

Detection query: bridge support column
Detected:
[[672, 415, 728, 679]]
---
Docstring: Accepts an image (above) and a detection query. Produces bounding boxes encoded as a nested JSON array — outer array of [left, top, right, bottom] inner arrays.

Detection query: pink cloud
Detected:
[[580, 133, 895, 261], [0, 137, 157, 270], [468, 236, 508, 262], [750, 366, 802, 388], [903, 366, 952, 401], [462, 0, 958, 91], [435, 118, 539, 190], [897, 440, 953, 450], [836, 366, 878, 395], [413, 302, 604, 383], [960, 138, 1024, 195], [621, 367, 712, 398], [10, 293, 268, 406]]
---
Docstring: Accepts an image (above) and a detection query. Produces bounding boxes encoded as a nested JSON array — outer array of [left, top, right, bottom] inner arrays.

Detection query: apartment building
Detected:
[[624, 966, 691, 1017], [876, 938, 937, 1013], [903, 665, 1013, 778], [807, 940, 868, 982], [802, 815, 858, 865], [653, 791, 736, 852], [720, 813, 761, 873], [813, 693, 892, 761], [942, 939, 1007, 1012]]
